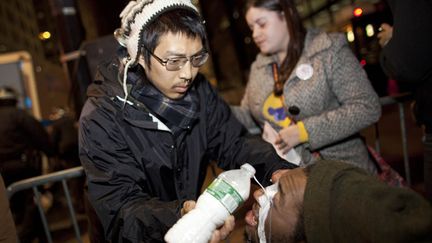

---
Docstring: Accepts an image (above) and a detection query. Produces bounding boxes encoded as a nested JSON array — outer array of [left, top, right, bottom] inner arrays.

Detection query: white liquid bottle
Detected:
[[164, 163, 256, 243]]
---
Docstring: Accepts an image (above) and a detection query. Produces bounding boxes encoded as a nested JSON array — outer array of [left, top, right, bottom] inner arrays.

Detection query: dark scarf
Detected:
[[129, 67, 199, 137]]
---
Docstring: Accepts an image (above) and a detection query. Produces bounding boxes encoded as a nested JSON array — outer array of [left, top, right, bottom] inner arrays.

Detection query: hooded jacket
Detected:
[[79, 57, 296, 242], [304, 160, 432, 243]]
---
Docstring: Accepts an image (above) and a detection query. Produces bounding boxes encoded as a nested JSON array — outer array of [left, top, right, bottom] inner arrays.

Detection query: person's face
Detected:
[[139, 32, 204, 100], [245, 167, 307, 242], [245, 6, 289, 56]]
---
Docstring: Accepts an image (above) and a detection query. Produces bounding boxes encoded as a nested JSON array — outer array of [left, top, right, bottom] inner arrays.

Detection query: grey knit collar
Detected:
[[253, 28, 332, 68]]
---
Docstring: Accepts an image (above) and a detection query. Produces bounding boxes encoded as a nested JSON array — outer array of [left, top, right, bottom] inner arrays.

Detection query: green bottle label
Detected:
[[205, 178, 244, 213]]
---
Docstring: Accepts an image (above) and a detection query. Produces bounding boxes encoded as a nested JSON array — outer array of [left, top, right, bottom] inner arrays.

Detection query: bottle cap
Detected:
[[240, 163, 256, 177]]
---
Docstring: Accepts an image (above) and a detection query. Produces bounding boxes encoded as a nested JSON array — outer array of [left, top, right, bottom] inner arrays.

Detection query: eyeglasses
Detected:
[[143, 46, 209, 71]]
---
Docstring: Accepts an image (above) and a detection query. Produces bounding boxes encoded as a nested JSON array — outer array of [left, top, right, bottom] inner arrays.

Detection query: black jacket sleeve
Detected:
[[380, 0, 432, 84], [202, 80, 297, 186], [79, 101, 181, 243]]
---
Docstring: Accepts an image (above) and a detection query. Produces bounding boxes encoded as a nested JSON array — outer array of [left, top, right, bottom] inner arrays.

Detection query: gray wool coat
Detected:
[[233, 29, 381, 173]]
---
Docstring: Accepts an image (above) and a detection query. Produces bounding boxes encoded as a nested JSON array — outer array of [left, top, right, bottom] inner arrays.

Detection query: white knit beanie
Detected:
[[114, 0, 199, 65], [113, 0, 200, 104]]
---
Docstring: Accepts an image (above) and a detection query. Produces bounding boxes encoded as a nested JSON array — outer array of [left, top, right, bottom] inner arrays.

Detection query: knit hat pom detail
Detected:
[[114, 0, 199, 66]]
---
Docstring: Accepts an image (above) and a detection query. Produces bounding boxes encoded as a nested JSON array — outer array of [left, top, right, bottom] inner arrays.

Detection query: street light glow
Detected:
[[366, 24, 375, 37], [353, 7, 363, 17], [38, 31, 51, 40]]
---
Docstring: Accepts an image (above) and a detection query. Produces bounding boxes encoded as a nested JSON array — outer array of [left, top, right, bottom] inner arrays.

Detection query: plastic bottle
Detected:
[[164, 163, 256, 243]]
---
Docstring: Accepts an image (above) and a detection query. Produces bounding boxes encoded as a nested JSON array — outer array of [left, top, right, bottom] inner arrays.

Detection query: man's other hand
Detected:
[[209, 215, 235, 243]]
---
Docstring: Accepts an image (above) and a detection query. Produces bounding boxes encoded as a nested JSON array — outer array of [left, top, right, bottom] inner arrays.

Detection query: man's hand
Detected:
[[180, 201, 236, 242], [209, 215, 235, 243], [377, 23, 393, 47], [180, 200, 196, 217]]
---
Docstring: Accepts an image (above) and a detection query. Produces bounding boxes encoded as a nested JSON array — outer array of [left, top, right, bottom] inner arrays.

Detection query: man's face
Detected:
[[245, 167, 307, 242], [139, 32, 204, 100]]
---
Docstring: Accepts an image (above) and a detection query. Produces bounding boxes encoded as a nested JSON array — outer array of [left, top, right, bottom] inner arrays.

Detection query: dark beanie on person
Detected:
[[303, 160, 432, 243]]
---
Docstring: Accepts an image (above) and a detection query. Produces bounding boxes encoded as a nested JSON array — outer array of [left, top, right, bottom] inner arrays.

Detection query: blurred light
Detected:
[[366, 24, 375, 37], [62, 7, 76, 16], [25, 97, 32, 108], [297, 5, 305, 14], [330, 4, 340, 12], [219, 17, 230, 30], [347, 30, 355, 42], [244, 36, 252, 44], [233, 11, 239, 19], [353, 7, 363, 17], [38, 31, 51, 40], [36, 12, 45, 19], [360, 59, 367, 67]]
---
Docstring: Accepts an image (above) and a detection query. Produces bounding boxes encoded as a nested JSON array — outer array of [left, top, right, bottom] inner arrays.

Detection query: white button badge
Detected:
[[295, 63, 313, 80]]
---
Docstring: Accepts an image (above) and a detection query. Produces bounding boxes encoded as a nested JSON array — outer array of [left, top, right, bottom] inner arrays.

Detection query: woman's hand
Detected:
[[377, 23, 393, 47], [275, 124, 301, 154]]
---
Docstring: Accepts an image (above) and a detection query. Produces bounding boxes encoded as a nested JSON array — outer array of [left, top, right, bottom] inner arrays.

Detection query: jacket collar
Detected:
[[87, 57, 125, 99], [253, 29, 332, 69], [87, 57, 168, 130]]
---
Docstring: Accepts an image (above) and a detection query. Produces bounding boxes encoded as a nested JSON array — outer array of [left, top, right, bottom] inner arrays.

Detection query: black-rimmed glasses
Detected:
[[143, 46, 209, 71]]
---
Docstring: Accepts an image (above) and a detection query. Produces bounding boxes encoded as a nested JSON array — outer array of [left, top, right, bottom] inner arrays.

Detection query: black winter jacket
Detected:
[[78, 58, 295, 242], [380, 0, 432, 130]]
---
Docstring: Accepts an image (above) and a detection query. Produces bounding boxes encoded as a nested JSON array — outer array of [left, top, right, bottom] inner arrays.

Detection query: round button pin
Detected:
[[296, 63, 313, 80]]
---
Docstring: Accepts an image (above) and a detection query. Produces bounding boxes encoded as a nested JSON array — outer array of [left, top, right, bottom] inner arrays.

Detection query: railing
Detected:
[[7, 166, 85, 243], [376, 92, 414, 186]]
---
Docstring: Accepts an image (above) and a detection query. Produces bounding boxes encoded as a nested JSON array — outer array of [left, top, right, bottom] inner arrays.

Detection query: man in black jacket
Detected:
[[78, 0, 296, 242], [378, 0, 432, 202]]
